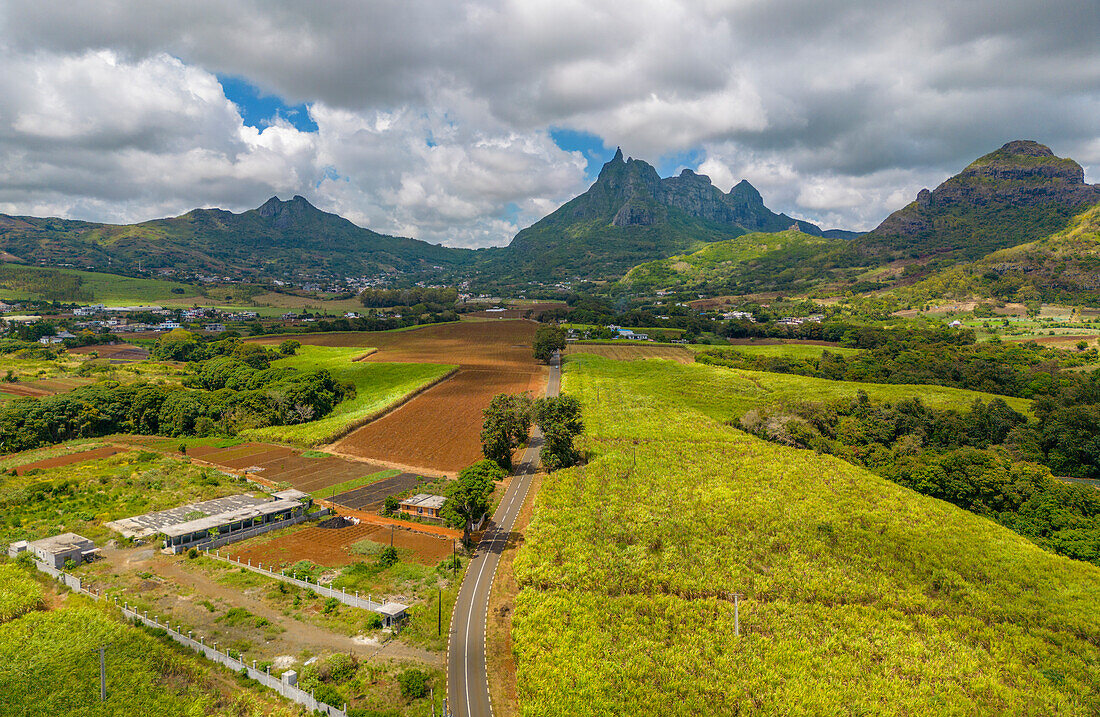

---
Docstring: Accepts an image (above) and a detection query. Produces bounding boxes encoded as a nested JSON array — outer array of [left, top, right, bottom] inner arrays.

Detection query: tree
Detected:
[[480, 393, 532, 470], [278, 339, 301, 356], [533, 324, 566, 363], [442, 460, 503, 538], [534, 395, 584, 470]]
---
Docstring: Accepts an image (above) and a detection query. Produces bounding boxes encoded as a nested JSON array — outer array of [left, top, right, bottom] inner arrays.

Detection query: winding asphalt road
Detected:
[[447, 352, 560, 717]]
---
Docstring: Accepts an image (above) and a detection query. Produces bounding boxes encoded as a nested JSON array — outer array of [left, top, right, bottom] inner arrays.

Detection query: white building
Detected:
[[9, 533, 98, 569]]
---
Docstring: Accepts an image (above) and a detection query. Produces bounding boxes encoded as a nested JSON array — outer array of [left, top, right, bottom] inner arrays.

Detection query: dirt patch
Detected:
[[124, 438, 409, 492], [564, 344, 693, 364], [13, 445, 123, 474], [228, 522, 454, 567], [0, 377, 90, 399], [328, 472, 423, 510], [67, 344, 150, 362], [333, 368, 543, 473]]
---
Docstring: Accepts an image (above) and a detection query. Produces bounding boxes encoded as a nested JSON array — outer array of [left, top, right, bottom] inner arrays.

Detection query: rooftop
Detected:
[[399, 493, 447, 510], [105, 493, 272, 539], [161, 498, 304, 538], [30, 532, 94, 554]]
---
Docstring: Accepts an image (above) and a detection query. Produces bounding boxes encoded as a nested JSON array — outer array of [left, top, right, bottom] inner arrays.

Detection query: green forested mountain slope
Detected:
[[0, 195, 474, 279], [617, 229, 848, 294], [481, 149, 830, 284], [904, 203, 1100, 304]]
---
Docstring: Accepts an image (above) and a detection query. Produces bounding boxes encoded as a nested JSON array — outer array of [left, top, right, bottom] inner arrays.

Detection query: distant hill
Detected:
[[618, 229, 848, 294], [0, 196, 474, 279], [904, 204, 1100, 305], [853, 140, 1100, 266], [480, 149, 840, 284]]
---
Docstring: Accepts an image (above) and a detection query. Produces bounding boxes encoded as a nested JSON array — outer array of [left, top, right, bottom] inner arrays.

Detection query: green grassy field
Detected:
[[0, 262, 204, 304], [0, 589, 299, 716], [0, 450, 251, 547], [575, 354, 1030, 425], [510, 355, 1100, 715], [242, 345, 455, 446], [691, 342, 865, 359], [0, 563, 43, 624]]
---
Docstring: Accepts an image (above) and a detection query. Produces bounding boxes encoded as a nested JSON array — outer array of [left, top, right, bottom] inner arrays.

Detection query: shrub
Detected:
[[377, 546, 398, 568], [322, 597, 339, 614], [187, 547, 199, 559], [397, 668, 430, 699]]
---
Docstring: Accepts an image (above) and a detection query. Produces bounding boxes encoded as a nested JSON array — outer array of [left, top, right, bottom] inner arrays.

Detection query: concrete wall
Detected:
[[170, 508, 330, 554], [27, 558, 346, 717], [207, 550, 405, 625]]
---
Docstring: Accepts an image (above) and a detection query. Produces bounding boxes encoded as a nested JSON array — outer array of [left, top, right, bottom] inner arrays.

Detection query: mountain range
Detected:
[[481, 148, 856, 284], [1, 140, 1098, 299], [0, 195, 471, 280]]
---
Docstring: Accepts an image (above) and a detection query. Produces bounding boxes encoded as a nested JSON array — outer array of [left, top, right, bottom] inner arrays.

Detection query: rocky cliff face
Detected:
[[553, 148, 823, 234], [864, 140, 1100, 261]]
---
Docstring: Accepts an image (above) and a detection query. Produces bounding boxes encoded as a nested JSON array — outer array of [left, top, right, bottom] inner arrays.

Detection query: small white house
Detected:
[[11, 533, 99, 569]]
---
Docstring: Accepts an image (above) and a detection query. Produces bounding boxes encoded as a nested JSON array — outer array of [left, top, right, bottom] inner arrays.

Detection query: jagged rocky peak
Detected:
[[677, 168, 712, 184], [255, 195, 326, 229]]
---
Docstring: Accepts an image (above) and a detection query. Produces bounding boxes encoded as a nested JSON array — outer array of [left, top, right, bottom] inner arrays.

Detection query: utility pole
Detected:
[[438, 587, 442, 635], [452, 541, 456, 577], [97, 645, 107, 701]]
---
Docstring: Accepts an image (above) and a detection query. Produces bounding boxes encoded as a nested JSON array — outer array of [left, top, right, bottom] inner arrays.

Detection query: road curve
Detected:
[[447, 352, 560, 717]]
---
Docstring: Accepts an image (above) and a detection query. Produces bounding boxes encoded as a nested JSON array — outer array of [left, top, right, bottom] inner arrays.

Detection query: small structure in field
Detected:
[[399, 493, 447, 521], [10, 533, 99, 568]]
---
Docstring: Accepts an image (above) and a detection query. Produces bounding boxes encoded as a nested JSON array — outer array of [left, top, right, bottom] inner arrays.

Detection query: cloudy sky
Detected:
[[0, 0, 1097, 247]]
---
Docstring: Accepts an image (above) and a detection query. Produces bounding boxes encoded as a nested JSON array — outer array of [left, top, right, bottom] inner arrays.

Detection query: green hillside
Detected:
[[0, 262, 206, 304], [903, 204, 1100, 305], [618, 229, 849, 293], [0, 195, 474, 280], [512, 355, 1100, 714]]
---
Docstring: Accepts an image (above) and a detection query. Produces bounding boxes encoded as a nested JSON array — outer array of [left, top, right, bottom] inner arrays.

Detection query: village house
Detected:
[[399, 493, 447, 521]]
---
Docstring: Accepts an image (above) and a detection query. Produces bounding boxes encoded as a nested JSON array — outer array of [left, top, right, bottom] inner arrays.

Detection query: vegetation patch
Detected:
[[511, 355, 1100, 714]]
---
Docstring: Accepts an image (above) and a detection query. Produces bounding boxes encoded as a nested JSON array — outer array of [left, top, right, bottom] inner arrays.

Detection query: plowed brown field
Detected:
[[254, 321, 546, 473], [229, 522, 454, 567], [13, 445, 122, 474]]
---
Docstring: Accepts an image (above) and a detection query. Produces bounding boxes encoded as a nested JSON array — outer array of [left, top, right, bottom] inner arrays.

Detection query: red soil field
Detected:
[[0, 377, 90, 399], [123, 438, 402, 492], [14, 445, 122, 475], [229, 522, 455, 567], [254, 321, 547, 473], [67, 344, 150, 362]]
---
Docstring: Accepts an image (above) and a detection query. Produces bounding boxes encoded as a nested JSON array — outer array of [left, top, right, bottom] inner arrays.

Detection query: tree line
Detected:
[[740, 391, 1100, 565]]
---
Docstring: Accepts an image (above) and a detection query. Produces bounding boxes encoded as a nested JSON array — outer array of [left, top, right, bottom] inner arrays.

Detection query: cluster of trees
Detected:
[[440, 460, 506, 537], [358, 287, 458, 308], [698, 333, 1095, 399], [740, 392, 1100, 565], [0, 333, 351, 454], [533, 324, 566, 363], [480, 393, 584, 472]]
